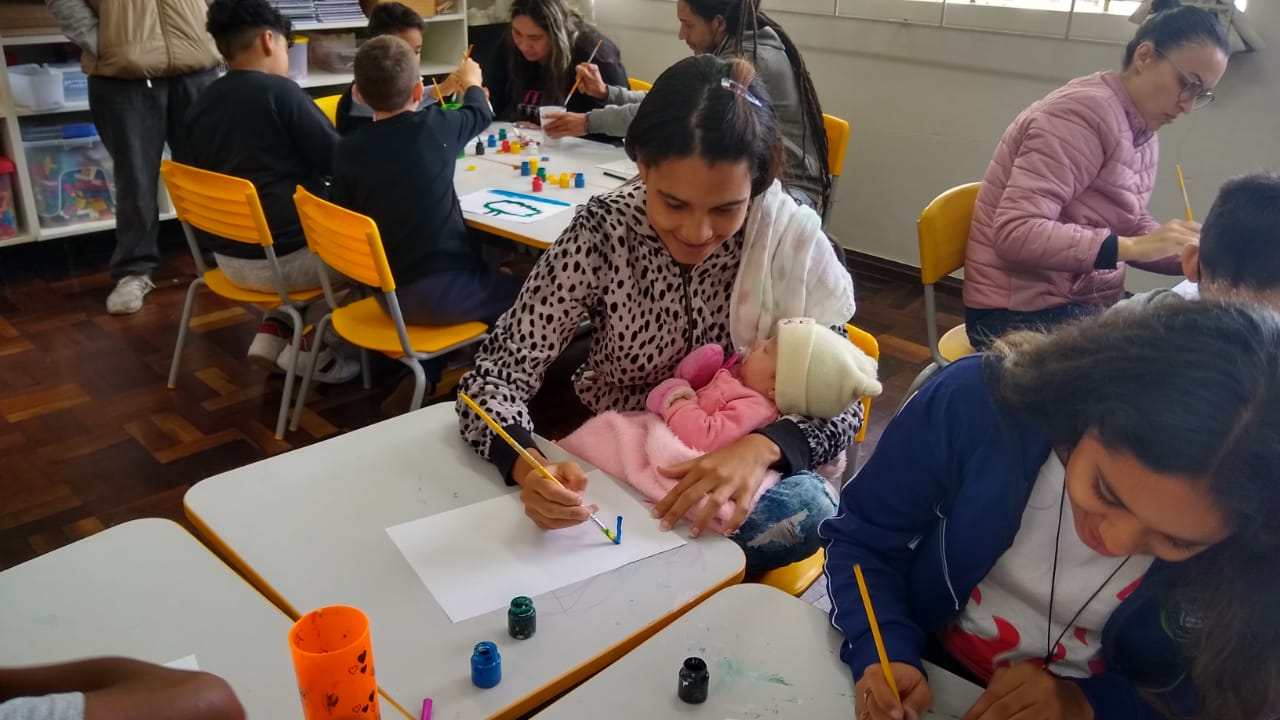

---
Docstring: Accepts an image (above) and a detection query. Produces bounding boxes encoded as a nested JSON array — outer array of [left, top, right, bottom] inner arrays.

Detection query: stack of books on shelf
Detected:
[[315, 0, 366, 23], [270, 0, 320, 23]]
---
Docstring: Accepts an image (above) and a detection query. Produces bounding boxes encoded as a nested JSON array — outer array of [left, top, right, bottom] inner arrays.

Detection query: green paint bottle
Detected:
[[508, 596, 536, 640]]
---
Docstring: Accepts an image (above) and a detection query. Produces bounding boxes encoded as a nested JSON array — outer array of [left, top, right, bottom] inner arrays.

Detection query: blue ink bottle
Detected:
[[471, 642, 501, 688]]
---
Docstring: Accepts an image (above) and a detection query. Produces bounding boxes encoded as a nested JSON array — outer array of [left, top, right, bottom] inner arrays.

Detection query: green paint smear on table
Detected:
[[715, 657, 793, 687]]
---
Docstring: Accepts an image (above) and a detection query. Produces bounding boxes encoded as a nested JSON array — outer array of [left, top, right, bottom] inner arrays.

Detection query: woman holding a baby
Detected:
[[455, 55, 874, 575]]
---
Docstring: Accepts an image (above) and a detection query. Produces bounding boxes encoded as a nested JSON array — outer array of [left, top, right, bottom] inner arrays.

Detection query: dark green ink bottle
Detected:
[[508, 596, 536, 640]]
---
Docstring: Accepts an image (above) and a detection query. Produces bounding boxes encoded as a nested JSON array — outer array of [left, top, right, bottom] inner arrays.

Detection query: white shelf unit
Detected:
[[0, 5, 469, 246], [297, 12, 468, 90]]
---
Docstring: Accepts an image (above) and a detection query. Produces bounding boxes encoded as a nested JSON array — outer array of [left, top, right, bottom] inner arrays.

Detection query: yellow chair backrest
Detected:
[[845, 324, 879, 444], [294, 186, 394, 292], [917, 182, 981, 286], [159, 160, 274, 248], [822, 113, 851, 178], [628, 77, 652, 92], [314, 94, 341, 126]]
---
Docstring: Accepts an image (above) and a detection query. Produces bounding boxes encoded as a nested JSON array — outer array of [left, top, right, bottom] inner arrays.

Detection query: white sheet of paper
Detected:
[[164, 655, 200, 671], [386, 473, 686, 622], [596, 158, 639, 177], [459, 188, 574, 225]]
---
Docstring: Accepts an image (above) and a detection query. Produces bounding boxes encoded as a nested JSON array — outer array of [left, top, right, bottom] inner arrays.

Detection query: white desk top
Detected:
[[185, 402, 744, 720], [456, 123, 631, 248], [535, 583, 984, 720], [0, 519, 302, 719]]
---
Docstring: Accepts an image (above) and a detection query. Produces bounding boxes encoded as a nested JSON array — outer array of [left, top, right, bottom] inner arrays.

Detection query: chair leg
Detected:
[[275, 307, 306, 439], [407, 359, 427, 412], [167, 277, 205, 389], [361, 348, 371, 390], [899, 363, 939, 414], [290, 313, 332, 432]]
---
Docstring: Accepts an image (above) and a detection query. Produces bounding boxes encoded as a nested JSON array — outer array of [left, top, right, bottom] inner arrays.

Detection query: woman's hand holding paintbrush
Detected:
[[510, 447, 598, 530], [459, 393, 616, 542]]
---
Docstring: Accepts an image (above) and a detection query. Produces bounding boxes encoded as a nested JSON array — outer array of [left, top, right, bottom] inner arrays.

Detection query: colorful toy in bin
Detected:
[[26, 137, 116, 227], [0, 157, 16, 239]]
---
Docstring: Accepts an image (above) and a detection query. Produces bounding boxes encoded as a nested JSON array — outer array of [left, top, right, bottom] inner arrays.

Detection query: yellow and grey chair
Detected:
[[289, 186, 491, 428], [903, 182, 980, 407], [314, 94, 341, 126], [160, 160, 322, 439]]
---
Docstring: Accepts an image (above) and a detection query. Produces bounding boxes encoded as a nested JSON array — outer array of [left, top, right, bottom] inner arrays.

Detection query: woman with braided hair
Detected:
[[543, 0, 831, 214]]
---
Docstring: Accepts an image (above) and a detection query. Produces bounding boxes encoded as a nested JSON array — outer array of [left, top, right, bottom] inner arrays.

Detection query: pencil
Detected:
[[459, 393, 618, 544], [420, 698, 432, 720], [431, 77, 442, 104], [854, 564, 900, 699], [565, 39, 604, 102], [1176, 164, 1194, 222]]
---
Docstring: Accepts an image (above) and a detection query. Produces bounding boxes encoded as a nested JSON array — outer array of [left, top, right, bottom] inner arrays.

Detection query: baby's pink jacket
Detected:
[[559, 411, 780, 534], [665, 369, 780, 453]]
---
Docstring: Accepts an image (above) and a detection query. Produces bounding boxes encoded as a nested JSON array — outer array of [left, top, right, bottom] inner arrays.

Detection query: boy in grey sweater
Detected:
[[1116, 172, 1280, 311]]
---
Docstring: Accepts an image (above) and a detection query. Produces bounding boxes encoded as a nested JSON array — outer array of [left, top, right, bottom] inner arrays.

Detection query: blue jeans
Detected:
[[965, 303, 1097, 349], [732, 471, 839, 577]]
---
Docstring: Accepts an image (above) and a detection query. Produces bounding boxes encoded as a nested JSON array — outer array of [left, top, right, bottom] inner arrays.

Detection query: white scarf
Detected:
[[730, 181, 856, 349]]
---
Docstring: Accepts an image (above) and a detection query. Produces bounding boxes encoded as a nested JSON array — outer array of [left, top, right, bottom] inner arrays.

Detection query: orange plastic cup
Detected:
[[289, 606, 381, 720]]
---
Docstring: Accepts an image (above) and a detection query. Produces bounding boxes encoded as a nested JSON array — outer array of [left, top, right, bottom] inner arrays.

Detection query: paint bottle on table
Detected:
[[520, 160, 531, 176], [471, 642, 501, 688], [507, 596, 536, 639], [677, 657, 709, 704]]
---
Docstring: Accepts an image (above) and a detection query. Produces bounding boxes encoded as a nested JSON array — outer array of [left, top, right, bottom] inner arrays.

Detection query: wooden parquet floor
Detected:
[[0, 230, 963, 570]]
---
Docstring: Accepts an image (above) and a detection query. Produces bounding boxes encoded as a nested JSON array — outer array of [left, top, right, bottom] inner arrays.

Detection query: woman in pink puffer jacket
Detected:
[[964, 0, 1229, 348]]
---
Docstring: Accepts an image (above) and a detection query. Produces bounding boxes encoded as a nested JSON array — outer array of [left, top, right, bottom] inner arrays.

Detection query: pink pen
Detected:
[[420, 698, 433, 720]]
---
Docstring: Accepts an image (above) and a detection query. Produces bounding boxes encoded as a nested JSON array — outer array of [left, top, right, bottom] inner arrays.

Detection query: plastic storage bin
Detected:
[[51, 63, 89, 104], [9, 64, 65, 111], [288, 35, 309, 82], [0, 157, 17, 239], [24, 135, 116, 228], [309, 33, 358, 73]]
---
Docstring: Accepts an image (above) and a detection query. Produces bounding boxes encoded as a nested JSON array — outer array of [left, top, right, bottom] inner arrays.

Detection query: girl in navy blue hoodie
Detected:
[[822, 301, 1280, 720]]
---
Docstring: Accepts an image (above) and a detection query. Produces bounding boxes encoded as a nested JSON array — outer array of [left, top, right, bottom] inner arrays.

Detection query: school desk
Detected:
[[0, 518, 302, 718], [184, 402, 745, 720], [455, 123, 631, 249], [534, 583, 985, 720]]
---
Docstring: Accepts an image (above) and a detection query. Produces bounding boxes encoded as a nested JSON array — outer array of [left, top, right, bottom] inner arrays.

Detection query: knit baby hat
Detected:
[[774, 318, 882, 419]]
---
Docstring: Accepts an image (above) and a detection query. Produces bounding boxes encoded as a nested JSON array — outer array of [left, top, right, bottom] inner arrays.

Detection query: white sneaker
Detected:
[[106, 274, 155, 315], [277, 342, 360, 385]]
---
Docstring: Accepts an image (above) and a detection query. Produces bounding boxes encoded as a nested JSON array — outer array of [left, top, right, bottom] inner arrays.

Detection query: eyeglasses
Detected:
[[1157, 48, 1215, 110]]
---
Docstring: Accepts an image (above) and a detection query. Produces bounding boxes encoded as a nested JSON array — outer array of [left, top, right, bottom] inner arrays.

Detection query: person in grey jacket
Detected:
[[543, 0, 831, 214], [45, 0, 219, 314]]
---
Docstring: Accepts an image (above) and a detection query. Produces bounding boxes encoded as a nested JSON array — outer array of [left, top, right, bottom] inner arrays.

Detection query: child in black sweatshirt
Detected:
[[332, 35, 521, 328]]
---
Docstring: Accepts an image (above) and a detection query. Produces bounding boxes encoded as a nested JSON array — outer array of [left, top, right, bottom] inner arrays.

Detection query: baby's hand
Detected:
[[647, 379, 695, 416]]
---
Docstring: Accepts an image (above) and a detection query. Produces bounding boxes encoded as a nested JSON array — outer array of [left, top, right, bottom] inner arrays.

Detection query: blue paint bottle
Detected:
[[471, 642, 501, 688]]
